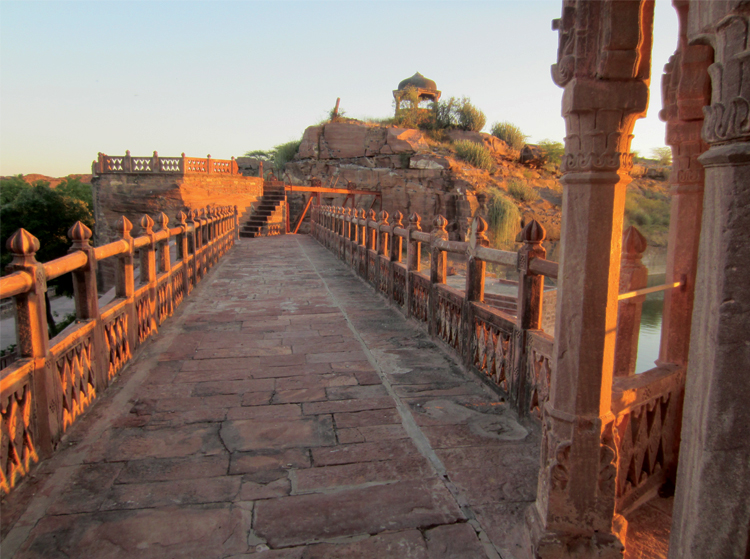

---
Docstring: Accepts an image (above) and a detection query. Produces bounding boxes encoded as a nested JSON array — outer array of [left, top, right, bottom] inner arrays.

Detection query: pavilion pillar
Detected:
[[668, 3, 750, 556], [526, 1, 653, 556]]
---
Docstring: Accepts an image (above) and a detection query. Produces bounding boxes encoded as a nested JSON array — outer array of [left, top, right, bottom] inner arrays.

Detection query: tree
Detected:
[[651, 146, 673, 166], [0, 175, 31, 205], [538, 139, 565, 166], [1, 182, 94, 334]]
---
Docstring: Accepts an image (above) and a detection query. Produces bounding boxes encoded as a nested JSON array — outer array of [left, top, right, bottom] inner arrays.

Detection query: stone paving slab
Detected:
[[1, 235, 541, 559]]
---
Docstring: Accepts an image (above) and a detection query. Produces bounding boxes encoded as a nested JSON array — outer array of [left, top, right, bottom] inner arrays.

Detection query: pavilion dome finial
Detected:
[[397, 72, 438, 93]]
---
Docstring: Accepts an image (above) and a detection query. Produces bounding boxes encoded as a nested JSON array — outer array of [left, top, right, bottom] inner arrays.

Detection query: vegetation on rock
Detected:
[[537, 139, 565, 167], [486, 188, 521, 250], [507, 178, 539, 203], [245, 140, 301, 176], [453, 140, 494, 172], [393, 88, 486, 133], [490, 121, 528, 150]]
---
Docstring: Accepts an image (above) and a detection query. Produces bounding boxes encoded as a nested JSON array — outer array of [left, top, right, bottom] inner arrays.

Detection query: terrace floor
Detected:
[[1, 235, 542, 559]]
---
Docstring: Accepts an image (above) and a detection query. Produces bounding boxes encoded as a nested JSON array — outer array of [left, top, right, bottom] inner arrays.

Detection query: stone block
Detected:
[[387, 128, 428, 154], [220, 417, 335, 451], [299, 126, 322, 159], [253, 479, 463, 547]]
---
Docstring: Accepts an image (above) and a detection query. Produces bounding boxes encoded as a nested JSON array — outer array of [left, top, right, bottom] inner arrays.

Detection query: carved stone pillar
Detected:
[[527, 1, 654, 556], [669, 4, 750, 557], [658, 0, 712, 367], [614, 226, 648, 377]]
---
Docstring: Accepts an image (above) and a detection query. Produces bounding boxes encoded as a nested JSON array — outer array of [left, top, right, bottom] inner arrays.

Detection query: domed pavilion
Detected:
[[393, 72, 441, 114]]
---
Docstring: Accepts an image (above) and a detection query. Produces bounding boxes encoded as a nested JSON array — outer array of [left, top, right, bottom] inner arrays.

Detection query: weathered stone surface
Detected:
[[101, 477, 241, 510], [253, 480, 463, 547], [116, 455, 230, 484], [424, 523, 487, 559], [299, 125, 322, 159], [303, 529, 428, 558], [230, 448, 311, 475], [15, 505, 250, 559], [46, 463, 124, 515], [294, 456, 432, 492], [319, 123, 369, 159], [220, 417, 336, 451], [409, 154, 450, 170], [386, 128, 428, 154]]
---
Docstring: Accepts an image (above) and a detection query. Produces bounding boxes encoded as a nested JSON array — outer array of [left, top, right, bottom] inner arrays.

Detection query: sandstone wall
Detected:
[[92, 173, 262, 289], [93, 173, 262, 245]]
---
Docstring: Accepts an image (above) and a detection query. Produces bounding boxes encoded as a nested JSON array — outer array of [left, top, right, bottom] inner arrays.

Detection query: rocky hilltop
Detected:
[[284, 120, 563, 243], [283, 119, 670, 253]]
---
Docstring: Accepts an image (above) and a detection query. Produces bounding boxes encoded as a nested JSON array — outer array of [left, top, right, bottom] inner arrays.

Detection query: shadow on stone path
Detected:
[[2, 235, 540, 559]]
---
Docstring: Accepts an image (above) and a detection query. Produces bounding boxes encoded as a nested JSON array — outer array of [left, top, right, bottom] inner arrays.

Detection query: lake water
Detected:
[[634, 273, 666, 374]]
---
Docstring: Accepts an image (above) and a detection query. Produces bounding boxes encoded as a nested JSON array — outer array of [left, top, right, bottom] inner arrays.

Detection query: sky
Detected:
[[0, 0, 679, 178]]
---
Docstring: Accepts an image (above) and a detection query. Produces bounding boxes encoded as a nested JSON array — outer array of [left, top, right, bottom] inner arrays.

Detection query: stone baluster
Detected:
[[338, 208, 345, 259], [388, 211, 404, 301], [614, 226, 648, 377], [5, 229, 54, 455], [462, 216, 489, 370], [368, 209, 377, 250], [465, 217, 488, 303], [405, 213, 422, 319], [176, 212, 190, 297], [514, 219, 547, 411], [527, 1, 654, 554], [430, 215, 449, 337], [139, 214, 158, 338], [234, 205, 239, 241], [124, 149, 132, 173], [152, 151, 159, 173], [139, 215, 156, 287], [156, 212, 171, 275], [67, 221, 108, 390], [390, 211, 404, 263], [668, 4, 750, 557], [114, 217, 137, 355], [378, 211, 390, 257]]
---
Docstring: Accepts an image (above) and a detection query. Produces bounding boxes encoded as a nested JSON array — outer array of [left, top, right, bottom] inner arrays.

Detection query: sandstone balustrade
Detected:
[[96, 151, 240, 175], [311, 202, 691, 547], [312, 203, 557, 419], [0, 205, 239, 496]]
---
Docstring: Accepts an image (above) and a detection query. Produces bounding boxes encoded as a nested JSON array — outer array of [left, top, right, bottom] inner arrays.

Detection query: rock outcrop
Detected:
[[285, 121, 561, 242]]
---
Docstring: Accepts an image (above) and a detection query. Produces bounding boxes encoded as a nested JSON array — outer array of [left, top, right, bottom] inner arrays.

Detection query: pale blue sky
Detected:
[[1, 0, 678, 177]]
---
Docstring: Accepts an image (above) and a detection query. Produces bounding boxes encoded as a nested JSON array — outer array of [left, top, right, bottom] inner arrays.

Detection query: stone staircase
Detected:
[[240, 182, 286, 238]]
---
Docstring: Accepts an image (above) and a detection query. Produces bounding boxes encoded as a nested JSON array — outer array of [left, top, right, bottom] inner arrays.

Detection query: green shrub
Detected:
[[624, 191, 670, 231], [490, 122, 528, 150], [456, 98, 486, 132], [507, 178, 539, 202], [453, 140, 494, 172], [272, 140, 301, 174], [431, 97, 458, 130], [538, 139, 565, 166], [486, 188, 521, 249]]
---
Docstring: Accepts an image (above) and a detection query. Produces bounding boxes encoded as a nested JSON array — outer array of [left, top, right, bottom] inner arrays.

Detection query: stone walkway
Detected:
[[2, 235, 540, 559]]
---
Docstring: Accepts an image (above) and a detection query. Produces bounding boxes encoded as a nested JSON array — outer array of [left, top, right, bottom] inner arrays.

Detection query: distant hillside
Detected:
[[1, 174, 93, 189]]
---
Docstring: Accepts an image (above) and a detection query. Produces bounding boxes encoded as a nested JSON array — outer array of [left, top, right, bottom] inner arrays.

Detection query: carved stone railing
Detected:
[[312, 205, 558, 417], [610, 365, 685, 515], [0, 205, 239, 496], [95, 151, 240, 176], [313, 204, 686, 519]]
